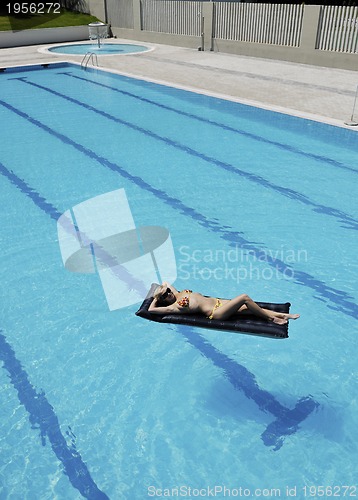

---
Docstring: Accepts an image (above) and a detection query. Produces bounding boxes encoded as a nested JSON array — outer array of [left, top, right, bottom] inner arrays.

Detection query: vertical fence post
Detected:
[[300, 5, 321, 53], [132, 0, 142, 36], [202, 2, 214, 51]]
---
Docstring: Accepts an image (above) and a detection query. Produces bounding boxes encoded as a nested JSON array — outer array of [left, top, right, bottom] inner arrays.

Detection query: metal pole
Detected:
[[197, 9, 204, 51], [345, 84, 358, 126], [201, 15, 205, 51], [103, 0, 108, 24]]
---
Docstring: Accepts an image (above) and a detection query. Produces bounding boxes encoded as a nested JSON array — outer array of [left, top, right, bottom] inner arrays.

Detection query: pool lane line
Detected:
[[0, 161, 148, 300], [61, 70, 358, 176], [14, 77, 358, 232], [180, 325, 319, 450], [0, 101, 357, 321], [0, 162, 61, 220], [0, 330, 109, 500], [0, 162, 320, 452]]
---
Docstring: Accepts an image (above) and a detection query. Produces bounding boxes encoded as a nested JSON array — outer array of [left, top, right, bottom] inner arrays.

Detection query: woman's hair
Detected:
[[155, 296, 167, 307], [153, 285, 173, 307], [153, 286, 165, 306]]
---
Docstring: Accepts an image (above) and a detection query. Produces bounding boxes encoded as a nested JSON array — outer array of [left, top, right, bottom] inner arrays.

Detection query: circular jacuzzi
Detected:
[[44, 42, 152, 56]]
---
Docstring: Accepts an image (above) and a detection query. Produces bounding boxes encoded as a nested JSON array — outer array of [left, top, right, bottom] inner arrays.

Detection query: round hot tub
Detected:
[[45, 43, 151, 56]]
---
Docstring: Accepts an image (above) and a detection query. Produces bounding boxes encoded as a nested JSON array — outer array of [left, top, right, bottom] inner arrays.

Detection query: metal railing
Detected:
[[213, 2, 304, 47], [141, 0, 201, 36], [81, 52, 99, 69], [317, 5, 358, 54], [345, 84, 358, 126]]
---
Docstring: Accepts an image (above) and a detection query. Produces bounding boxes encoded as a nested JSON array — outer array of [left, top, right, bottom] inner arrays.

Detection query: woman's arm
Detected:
[[148, 299, 180, 315], [161, 281, 179, 295]]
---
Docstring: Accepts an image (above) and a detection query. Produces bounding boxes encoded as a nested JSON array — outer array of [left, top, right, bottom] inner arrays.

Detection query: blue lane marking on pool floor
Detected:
[[15, 78, 358, 232], [0, 100, 357, 320], [0, 330, 109, 499], [0, 162, 319, 451], [0, 162, 61, 220], [62, 70, 358, 176]]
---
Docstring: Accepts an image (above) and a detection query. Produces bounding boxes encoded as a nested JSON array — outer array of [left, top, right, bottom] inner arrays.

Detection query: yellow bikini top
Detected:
[[177, 290, 192, 308]]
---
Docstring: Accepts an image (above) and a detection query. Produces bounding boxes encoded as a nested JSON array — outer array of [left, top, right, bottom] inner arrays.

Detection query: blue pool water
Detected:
[[0, 62, 357, 499], [47, 43, 150, 55]]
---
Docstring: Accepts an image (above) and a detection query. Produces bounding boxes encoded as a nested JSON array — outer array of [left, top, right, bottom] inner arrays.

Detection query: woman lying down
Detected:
[[149, 282, 299, 325]]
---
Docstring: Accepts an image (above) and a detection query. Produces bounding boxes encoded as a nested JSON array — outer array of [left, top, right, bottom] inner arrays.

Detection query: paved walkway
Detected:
[[1, 39, 358, 128]]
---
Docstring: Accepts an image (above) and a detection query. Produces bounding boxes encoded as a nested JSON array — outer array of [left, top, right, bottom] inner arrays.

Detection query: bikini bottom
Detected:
[[208, 298, 222, 320]]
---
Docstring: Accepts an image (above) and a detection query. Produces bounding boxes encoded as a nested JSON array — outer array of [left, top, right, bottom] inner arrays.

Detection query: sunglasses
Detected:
[[161, 288, 172, 300]]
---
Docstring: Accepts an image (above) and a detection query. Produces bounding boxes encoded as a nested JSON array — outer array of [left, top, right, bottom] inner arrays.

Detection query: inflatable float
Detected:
[[136, 284, 291, 339]]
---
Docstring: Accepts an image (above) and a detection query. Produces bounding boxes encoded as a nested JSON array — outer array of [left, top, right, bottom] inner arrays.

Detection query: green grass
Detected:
[[0, 9, 100, 31]]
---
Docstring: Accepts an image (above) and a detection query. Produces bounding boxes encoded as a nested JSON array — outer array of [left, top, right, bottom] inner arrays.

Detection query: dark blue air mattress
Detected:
[[135, 284, 290, 339]]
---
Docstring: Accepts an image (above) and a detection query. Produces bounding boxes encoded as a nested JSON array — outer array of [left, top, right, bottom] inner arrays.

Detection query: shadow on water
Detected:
[[178, 325, 319, 451]]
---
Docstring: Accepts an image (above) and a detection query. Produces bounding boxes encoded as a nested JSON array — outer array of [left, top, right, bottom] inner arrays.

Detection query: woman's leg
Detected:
[[260, 308, 299, 321], [212, 294, 295, 324]]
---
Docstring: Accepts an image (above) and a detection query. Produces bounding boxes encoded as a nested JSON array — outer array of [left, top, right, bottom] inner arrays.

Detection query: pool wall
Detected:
[[0, 25, 89, 49]]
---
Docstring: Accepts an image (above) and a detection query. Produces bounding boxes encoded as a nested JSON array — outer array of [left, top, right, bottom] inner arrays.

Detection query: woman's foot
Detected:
[[284, 313, 300, 320], [271, 313, 300, 324], [271, 316, 288, 325]]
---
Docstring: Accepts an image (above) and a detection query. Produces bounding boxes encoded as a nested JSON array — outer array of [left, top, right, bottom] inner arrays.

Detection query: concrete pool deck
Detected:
[[1, 39, 357, 129]]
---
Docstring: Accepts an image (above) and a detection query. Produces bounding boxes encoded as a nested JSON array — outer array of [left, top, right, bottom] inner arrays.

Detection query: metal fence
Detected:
[[317, 5, 358, 53], [213, 2, 304, 47], [141, 0, 201, 36], [108, 1, 358, 55]]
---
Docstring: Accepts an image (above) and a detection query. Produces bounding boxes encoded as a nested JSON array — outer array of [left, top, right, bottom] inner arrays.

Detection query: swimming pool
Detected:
[[0, 62, 357, 499]]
